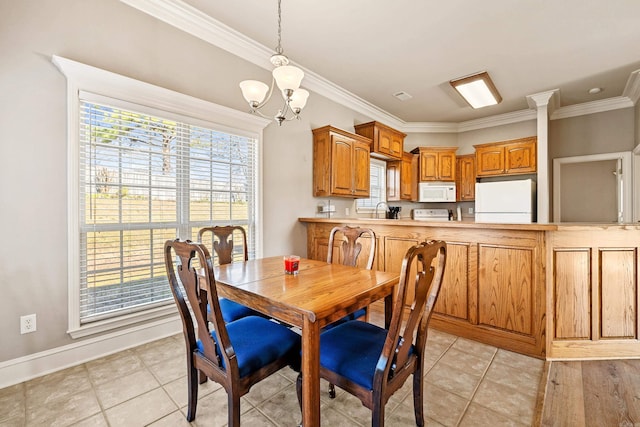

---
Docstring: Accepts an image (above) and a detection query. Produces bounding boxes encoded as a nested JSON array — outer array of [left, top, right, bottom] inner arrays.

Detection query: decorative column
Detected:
[[526, 90, 558, 223]]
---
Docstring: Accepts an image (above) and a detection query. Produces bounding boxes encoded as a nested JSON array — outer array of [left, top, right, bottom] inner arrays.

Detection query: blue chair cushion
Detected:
[[320, 320, 413, 390], [217, 298, 263, 323], [197, 316, 300, 378], [322, 308, 367, 331]]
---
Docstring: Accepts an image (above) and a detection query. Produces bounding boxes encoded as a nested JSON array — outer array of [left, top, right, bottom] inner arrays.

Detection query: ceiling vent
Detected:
[[393, 91, 413, 101]]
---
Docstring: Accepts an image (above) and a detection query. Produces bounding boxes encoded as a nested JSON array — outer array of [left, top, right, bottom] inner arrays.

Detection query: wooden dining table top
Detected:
[[213, 256, 399, 328], [209, 255, 399, 426]]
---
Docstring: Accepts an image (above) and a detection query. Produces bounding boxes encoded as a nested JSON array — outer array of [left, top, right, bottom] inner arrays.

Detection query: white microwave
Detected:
[[418, 182, 456, 202]]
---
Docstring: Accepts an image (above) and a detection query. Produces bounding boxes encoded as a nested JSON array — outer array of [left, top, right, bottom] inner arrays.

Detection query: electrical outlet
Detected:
[[345, 207, 350, 216], [468, 207, 474, 214], [20, 314, 36, 334]]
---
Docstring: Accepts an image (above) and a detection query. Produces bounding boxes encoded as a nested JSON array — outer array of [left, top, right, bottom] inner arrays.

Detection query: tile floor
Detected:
[[0, 326, 543, 427]]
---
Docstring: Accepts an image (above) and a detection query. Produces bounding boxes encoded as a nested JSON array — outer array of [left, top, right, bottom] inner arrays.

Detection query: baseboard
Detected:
[[0, 315, 182, 389]]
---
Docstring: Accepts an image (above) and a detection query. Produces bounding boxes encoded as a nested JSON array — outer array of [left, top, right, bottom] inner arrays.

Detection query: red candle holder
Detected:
[[284, 255, 300, 275]]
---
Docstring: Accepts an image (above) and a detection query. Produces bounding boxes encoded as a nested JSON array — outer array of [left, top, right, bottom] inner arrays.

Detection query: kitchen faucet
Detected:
[[374, 202, 389, 219]]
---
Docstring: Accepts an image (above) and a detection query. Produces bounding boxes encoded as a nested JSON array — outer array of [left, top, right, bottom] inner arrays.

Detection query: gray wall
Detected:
[[457, 120, 538, 154], [1, 0, 638, 367], [636, 102, 640, 145], [549, 109, 636, 158], [0, 0, 371, 362]]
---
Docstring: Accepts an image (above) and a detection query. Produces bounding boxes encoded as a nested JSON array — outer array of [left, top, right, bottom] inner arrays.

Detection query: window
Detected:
[[54, 56, 270, 337], [356, 159, 386, 212], [79, 96, 258, 325]]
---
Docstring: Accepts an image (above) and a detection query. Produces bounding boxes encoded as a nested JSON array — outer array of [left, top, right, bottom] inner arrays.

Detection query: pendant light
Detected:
[[239, 0, 309, 126]]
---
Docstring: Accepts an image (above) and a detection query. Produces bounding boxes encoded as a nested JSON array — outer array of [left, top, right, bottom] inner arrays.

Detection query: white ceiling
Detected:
[[162, 0, 640, 124]]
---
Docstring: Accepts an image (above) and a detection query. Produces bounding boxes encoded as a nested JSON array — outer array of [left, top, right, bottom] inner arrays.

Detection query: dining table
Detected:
[[211, 256, 400, 427]]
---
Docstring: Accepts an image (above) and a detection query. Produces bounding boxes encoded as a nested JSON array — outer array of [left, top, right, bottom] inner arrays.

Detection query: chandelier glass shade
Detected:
[[239, 0, 309, 126]]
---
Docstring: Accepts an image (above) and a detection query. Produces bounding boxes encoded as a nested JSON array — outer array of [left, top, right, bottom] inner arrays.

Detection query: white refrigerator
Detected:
[[475, 179, 536, 223]]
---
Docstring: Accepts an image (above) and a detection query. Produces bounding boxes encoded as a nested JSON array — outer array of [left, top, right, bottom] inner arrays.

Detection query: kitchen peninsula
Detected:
[[299, 217, 640, 361]]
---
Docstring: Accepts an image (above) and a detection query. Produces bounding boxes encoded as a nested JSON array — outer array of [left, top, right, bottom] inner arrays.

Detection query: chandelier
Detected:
[[239, 0, 309, 126]]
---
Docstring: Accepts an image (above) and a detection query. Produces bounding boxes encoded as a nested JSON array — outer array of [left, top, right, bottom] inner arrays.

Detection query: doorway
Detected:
[[553, 152, 632, 223]]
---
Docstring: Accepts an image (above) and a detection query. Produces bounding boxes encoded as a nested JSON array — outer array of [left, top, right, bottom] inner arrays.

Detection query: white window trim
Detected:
[[53, 55, 270, 338]]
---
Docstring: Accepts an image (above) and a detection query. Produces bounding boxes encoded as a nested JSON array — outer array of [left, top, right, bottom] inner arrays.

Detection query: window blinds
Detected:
[[357, 159, 386, 210], [78, 98, 257, 323]]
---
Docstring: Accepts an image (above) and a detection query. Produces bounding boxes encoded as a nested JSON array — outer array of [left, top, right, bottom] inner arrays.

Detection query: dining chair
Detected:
[[197, 225, 262, 322], [297, 240, 447, 427], [326, 225, 377, 398], [164, 239, 301, 426], [197, 225, 248, 265], [326, 225, 376, 323]]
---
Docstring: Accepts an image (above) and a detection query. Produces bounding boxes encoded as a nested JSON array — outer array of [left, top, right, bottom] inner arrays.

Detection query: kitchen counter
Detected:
[[299, 217, 640, 360], [299, 216, 555, 230], [299, 217, 640, 231]]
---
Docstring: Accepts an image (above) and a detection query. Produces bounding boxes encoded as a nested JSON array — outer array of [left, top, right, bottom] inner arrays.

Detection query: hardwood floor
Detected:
[[536, 359, 640, 426]]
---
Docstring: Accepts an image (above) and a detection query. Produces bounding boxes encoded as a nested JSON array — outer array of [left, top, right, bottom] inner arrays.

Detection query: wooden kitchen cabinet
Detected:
[[412, 147, 457, 182], [354, 121, 405, 160], [302, 219, 547, 358], [312, 126, 371, 198], [456, 154, 476, 201], [387, 152, 415, 201], [475, 136, 537, 177], [548, 227, 640, 359]]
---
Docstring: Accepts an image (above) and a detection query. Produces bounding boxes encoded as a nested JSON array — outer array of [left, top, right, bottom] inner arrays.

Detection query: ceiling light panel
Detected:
[[450, 71, 502, 109]]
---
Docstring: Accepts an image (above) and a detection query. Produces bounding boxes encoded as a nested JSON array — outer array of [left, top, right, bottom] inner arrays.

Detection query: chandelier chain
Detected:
[[275, 0, 283, 55]]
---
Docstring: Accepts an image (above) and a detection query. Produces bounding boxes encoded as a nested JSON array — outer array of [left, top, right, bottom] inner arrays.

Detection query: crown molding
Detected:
[[400, 122, 459, 133], [550, 96, 634, 120], [119, 0, 406, 129], [120, 0, 640, 133], [457, 109, 537, 133], [623, 69, 640, 104]]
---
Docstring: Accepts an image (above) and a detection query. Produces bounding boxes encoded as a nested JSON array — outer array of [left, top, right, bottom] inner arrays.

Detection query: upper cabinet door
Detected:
[[330, 135, 355, 196], [390, 132, 403, 156], [505, 139, 536, 174], [456, 155, 476, 201], [475, 136, 537, 177], [438, 152, 456, 181], [414, 147, 458, 182], [352, 141, 371, 197], [419, 151, 439, 181], [475, 145, 505, 177], [354, 121, 405, 161], [378, 128, 394, 157], [312, 126, 371, 198]]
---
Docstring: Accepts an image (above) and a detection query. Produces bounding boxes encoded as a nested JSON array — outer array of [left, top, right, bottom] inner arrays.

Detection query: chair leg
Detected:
[[186, 363, 199, 422], [413, 372, 424, 427], [329, 383, 336, 398], [372, 402, 385, 427], [198, 368, 207, 384], [228, 391, 241, 427], [296, 373, 303, 427]]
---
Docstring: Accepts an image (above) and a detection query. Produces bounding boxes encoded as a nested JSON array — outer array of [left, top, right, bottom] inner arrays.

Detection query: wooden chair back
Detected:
[[327, 226, 376, 270], [378, 240, 446, 388], [164, 239, 300, 425], [300, 239, 447, 425], [164, 239, 237, 385], [197, 225, 248, 265]]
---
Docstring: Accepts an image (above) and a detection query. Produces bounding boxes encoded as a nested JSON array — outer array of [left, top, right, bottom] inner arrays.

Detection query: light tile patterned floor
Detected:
[[0, 326, 543, 426]]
